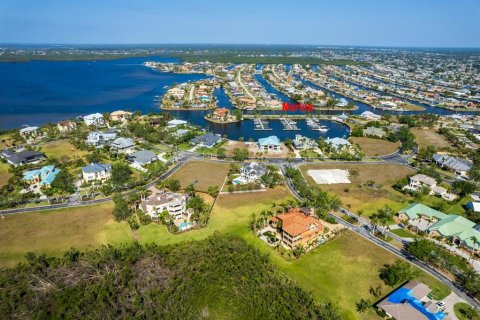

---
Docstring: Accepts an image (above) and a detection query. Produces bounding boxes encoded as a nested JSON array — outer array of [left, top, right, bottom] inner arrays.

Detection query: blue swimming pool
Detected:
[[387, 287, 446, 320], [179, 222, 192, 231]]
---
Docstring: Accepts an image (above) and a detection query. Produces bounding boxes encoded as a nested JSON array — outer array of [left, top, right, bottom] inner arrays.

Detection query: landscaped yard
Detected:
[[300, 163, 416, 216], [40, 140, 87, 159], [411, 128, 453, 149], [0, 161, 11, 187], [0, 202, 133, 268], [169, 160, 231, 192], [391, 228, 418, 238], [349, 137, 400, 156]]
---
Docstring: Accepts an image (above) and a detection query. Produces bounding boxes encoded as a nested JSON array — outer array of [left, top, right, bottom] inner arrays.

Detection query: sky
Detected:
[[0, 0, 479, 47]]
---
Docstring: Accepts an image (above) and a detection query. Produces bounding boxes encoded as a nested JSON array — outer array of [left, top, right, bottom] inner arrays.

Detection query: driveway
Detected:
[[442, 291, 464, 320]]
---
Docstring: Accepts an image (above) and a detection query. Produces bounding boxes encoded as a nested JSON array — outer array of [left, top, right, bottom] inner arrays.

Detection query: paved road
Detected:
[[278, 163, 480, 309]]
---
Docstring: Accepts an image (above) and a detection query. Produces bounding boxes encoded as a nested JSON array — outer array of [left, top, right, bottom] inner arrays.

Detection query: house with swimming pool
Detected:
[[377, 280, 446, 320]]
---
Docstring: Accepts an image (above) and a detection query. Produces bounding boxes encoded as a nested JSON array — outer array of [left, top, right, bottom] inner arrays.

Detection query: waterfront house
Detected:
[[127, 150, 157, 166], [81, 163, 112, 183], [258, 136, 281, 152], [83, 113, 105, 126], [292, 134, 318, 150], [377, 281, 444, 320], [325, 137, 351, 151], [87, 130, 118, 146], [189, 133, 221, 148], [110, 137, 135, 154], [432, 154, 472, 178], [19, 126, 39, 139], [212, 108, 230, 121], [1, 149, 46, 167], [110, 110, 132, 123], [271, 208, 323, 249], [140, 191, 190, 221], [359, 111, 381, 121], [23, 165, 60, 187], [57, 120, 76, 133], [167, 119, 187, 128]]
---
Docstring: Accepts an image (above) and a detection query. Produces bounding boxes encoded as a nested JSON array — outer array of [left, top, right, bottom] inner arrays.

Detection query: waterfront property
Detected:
[[377, 280, 446, 320], [19, 126, 40, 139], [325, 137, 351, 151], [86, 130, 118, 146], [292, 134, 318, 150], [57, 120, 76, 133], [358, 111, 382, 121], [404, 174, 456, 201], [258, 135, 281, 152], [167, 119, 187, 128], [83, 113, 105, 126], [81, 163, 112, 183], [110, 110, 132, 123]]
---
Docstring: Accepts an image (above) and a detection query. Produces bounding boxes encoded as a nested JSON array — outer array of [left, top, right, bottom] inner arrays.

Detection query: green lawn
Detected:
[[391, 228, 418, 238], [40, 140, 87, 159], [454, 302, 480, 320], [0, 202, 134, 268], [0, 161, 11, 187]]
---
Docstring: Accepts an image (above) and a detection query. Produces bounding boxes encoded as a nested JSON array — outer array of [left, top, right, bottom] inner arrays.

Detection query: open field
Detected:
[[301, 163, 415, 215], [258, 231, 450, 320], [412, 128, 453, 149], [40, 140, 88, 159], [0, 202, 133, 268], [0, 161, 11, 187], [169, 160, 231, 192], [350, 137, 400, 156]]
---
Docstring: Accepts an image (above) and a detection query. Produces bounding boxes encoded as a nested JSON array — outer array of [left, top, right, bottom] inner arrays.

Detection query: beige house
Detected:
[[57, 120, 77, 133], [110, 110, 132, 123]]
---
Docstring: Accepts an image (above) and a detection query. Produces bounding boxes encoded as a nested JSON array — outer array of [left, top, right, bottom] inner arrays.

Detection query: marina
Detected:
[[280, 117, 300, 131], [306, 118, 329, 132], [253, 118, 272, 131]]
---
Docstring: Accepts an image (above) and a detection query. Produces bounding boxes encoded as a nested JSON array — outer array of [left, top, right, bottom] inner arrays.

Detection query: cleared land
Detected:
[[40, 140, 87, 159], [411, 128, 453, 149], [0, 161, 11, 187], [0, 202, 133, 268], [350, 137, 400, 156], [169, 160, 231, 192], [301, 163, 415, 215]]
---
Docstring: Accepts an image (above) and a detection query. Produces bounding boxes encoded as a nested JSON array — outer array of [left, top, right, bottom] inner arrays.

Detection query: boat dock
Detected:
[[280, 118, 300, 131], [253, 118, 272, 131], [306, 118, 329, 132]]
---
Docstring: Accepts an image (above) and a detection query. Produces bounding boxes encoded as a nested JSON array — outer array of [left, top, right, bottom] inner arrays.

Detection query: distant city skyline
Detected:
[[0, 0, 479, 48]]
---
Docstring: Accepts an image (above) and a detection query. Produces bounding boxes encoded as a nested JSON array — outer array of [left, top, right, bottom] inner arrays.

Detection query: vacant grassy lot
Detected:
[[138, 187, 292, 245], [301, 163, 415, 216], [0, 161, 11, 187], [350, 137, 400, 156], [40, 140, 87, 159], [0, 202, 133, 268], [258, 231, 450, 320], [169, 160, 231, 192], [412, 128, 453, 149]]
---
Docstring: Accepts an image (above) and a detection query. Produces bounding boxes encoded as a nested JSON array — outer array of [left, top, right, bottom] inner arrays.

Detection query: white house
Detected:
[[235, 162, 268, 184], [140, 191, 190, 220], [325, 137, 351, 151], [359, 111, 381, 121], [19, 126, 39, 138], [110, 137, 135, 154], [167, 119, 187, 128], [87, 131, 117, 146], [258, 136, 281, 152], [84, 113, 105, 126], [408, 174, 437, 190], [81, 163, 112, 182]]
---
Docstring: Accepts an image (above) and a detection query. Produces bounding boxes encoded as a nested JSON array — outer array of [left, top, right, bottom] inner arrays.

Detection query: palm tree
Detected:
[[469, 236, 478, 261]]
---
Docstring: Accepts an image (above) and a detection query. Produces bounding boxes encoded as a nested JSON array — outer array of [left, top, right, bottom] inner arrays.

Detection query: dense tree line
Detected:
[[0, 233, 340, 319]]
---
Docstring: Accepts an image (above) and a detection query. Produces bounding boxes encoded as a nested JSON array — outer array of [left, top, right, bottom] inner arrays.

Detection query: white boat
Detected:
[[316, 125, 329, 132]]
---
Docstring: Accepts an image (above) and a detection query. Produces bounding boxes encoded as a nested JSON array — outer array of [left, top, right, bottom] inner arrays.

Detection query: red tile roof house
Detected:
[[271, 208, 324, 249]]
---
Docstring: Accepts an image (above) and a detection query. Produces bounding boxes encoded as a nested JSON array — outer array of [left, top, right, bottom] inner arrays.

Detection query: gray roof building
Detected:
[[1, 149, 46, 166], [432, 154, 472, 174], [127, 150, 157, 165], [81, 163, 112, 174], [190, 133, 221, 147], [111, 137, 134, 150]]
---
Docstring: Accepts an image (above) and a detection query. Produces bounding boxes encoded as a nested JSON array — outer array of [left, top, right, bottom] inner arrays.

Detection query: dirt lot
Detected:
[[350, 137, 400, 156], [169, 160, 231, 192]]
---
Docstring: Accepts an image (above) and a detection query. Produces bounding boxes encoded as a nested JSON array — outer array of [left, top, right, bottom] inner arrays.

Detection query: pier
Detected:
[[306, 118, 329, 132], [280, 117, 300, 131], [253, 118, 272, 131]]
